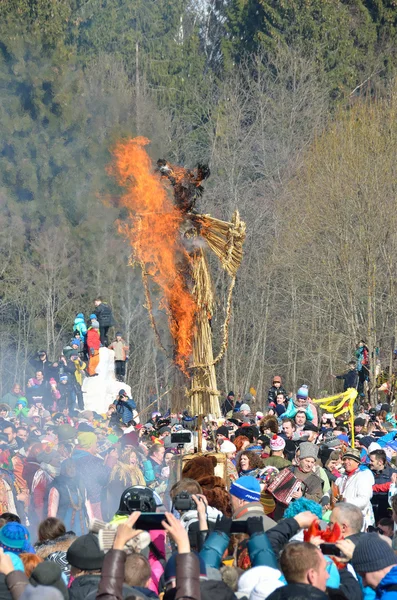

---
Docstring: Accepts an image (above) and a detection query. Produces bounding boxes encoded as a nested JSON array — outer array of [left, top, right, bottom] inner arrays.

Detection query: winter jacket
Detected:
[[29, 357, 55, 380], [87, 328, 101, 353], [72, 449, 110, 504], [268, 385, 289, 406], [113, 398, 136, 424], [267, 582, 328, 600], [94, 303, 114, 327], [74, 315, 88, 341], [26, 382, 52, 407], [266, 517, 301, 555], [71, 574, 136, 600], [281, 399, 314, 421], [108, 339, 129, 362], [374, 564, 397, 600], [335, 467, 375, 527], [1, 391, 23, 412], [220, 397, 234, 417], [336, 369, 358, 391]]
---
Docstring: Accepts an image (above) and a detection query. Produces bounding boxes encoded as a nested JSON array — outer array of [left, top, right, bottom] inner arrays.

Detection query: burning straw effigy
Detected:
[[109, 137, 246, 417]]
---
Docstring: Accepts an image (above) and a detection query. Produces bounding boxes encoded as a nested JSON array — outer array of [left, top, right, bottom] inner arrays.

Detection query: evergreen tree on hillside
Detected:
[[222, 0, 391, 98]]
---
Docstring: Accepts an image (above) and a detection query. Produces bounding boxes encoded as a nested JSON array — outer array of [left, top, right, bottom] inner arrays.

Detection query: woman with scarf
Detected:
[[237, 450, 264, 477], [47, 458, 89, 536]]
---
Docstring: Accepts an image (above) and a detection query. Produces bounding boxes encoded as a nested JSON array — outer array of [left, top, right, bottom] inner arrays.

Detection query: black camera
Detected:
[[118, 487, 157, 514], [171, 432, 191, 444], [173, 491, 197, 512]]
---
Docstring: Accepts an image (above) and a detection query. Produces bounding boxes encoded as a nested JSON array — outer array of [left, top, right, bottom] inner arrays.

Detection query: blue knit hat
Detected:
[[89, 313, 97, 320], [76, 313, 84, 319], [297, 385, 309, 399], [71, 338, 80, 347], [0, 522, 31, 554], [230, 476, 261, 502]]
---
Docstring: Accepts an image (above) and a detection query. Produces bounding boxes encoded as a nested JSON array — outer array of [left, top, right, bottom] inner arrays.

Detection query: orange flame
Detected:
[[109, 136, 197, 372]]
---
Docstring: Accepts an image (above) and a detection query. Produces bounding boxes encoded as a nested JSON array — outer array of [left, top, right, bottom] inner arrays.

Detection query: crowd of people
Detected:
[[0, 328, 397, 600]]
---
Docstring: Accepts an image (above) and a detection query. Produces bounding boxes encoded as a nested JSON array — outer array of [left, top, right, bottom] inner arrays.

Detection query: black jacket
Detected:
[[267, 583, 328, 600], [29, 357, 56, 380], [268, 385, 288, 405], [94, 303, 114, 327], [336, 370, 358, 391], [70, 573, 135, 600]]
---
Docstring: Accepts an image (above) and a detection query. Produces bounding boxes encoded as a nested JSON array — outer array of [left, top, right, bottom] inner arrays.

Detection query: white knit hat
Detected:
[[220, 440, 237, 454], [270, 435, 285, 451]]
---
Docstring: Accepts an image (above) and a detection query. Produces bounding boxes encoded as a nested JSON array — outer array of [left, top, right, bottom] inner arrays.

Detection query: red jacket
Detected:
[[87, 328, 101, 351]]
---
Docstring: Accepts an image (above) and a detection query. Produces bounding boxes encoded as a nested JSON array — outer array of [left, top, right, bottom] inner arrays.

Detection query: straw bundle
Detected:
[[194, 210, 246, 277], [188, 249, 221, 417]]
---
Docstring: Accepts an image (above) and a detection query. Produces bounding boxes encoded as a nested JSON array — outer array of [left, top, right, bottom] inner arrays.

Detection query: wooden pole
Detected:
[[197, 415, 203, 453]]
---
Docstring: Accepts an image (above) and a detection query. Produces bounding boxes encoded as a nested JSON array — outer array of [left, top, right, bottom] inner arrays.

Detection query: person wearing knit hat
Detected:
[[302, 422, 319, 443], [220, 440, 238, 484], [334, 447, 375, 528], [263, 435, 291, 471], [216, 426, 230, 442], [270, 435, 285, 452], [67, 532, 105, 572], [86, 320, 101, 376], [29, 562, 68, 600], [354, 417, 366, 434], [57, 424, 76, 443], [351, 533, 397, 591], [322, 430, 341, 449], [220, 440, 237, 455], [281, 385, 315, 423], [288, 443, 323, 504], [0, 522, 33, 554], [267, 376, 289, 408], [73, 432, 110, 520], [77, 431, 97, 451], [230, 476, 276, 531]]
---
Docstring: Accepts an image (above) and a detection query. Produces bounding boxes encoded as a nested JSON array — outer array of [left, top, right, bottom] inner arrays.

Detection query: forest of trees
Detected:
[[1, 0, 397, 407]]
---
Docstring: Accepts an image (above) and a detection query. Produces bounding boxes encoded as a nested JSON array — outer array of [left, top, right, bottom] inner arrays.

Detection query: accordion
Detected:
[[267, 468, 304, 505]]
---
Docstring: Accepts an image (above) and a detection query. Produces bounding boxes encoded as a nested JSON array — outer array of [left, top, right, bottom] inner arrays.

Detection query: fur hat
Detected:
[[299, 442, 319, 460]]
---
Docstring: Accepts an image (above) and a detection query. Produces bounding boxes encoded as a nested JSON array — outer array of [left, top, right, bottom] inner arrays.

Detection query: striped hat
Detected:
[[270, 435, 285, 451], [230, 476, 261, 502]]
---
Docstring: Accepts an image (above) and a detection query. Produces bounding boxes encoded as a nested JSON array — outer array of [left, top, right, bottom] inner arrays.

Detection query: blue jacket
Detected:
[[376, 565, 397, 599], [74, 315, 87, 341], [280, 398, 314, 421], [113, 398, 136, 424]]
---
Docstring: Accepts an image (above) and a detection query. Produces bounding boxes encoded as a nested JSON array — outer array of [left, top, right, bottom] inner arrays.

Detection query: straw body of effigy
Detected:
[[188, 249, 220, 416], [187, 211, 246, 417]]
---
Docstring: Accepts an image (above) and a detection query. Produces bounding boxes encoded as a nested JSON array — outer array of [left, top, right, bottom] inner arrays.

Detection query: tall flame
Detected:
[[109, 136, 197, 371]]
